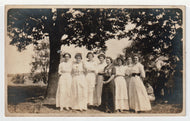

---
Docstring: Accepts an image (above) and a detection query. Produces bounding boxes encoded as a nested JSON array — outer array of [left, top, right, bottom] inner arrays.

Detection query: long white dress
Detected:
[[56, 61, 72, 108], [125, 64, 133, 91], [84, 60, 97, 105], [128, 63, 151, 111], [114, 66, 129, 110], [94, 61, 107, 106], [71, 62, 87, 110]]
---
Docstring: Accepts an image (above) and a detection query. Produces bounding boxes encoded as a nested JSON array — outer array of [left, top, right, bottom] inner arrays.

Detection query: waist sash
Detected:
[[131, 73, 140, 77]]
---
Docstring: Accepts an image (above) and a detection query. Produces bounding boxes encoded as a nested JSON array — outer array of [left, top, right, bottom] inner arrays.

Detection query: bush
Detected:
[[12, 74, 26, 84], [30, 72, 48, 84]]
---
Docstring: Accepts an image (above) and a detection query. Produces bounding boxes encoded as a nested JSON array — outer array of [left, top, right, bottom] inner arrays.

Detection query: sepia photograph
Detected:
[[5, 5, 185, 116]]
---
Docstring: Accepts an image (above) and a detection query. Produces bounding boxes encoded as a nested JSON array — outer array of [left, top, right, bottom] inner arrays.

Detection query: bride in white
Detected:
[[71, 53, 88, 111], [56, 53, 72, 111]]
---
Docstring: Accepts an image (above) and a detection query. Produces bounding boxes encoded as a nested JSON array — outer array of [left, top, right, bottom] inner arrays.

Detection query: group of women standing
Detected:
[[56, 52, 151, 113]]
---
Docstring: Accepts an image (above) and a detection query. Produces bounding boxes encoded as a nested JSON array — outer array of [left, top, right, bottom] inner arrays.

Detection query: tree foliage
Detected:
[[7, 9, 52, 51], [7, 8, 130, 52], [30, 35, 50, 84], [7, 8, 183, 59], [123, 9, 183, 69]]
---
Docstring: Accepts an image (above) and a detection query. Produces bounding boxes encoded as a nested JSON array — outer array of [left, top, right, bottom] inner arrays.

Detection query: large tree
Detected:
[[7, 8, 129, 102]]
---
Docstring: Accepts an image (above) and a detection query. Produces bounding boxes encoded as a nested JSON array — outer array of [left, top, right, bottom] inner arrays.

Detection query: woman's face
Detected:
[[64, 54, 70, 62], [76, 56, 82, 63], [106, 58, 111, 65], [133, 56, 139, 64], [88, 54, 94, 61], [98, 56, 105, 63], [117, 59, 123, 66], [127, 57, 132, 64]]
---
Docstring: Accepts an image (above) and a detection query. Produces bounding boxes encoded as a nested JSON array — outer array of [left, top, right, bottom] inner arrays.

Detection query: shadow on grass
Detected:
[[43, 104, 59, 110], [8, 86, 47, 105]]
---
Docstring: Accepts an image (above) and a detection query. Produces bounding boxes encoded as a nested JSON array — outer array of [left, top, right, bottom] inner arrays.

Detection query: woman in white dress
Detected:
[[125, 57, 133, 90], [94, 54, 107, 106], [71, 53, 87, 111], [114, 57, 129, 112], [84, 52, 97, 106], [128, 55, 151, 112], [56, 53, 72, 111]]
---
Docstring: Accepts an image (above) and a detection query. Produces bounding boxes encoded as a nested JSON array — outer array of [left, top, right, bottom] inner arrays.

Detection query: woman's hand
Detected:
[[129, 74, 132, 78], [103, 81, 109, 84], [125, 74, 131, 77], [60, 70, 66, 73], [91, 70, 96, 73], [87, 70, 95, 73], [103, 74, 115, 84], [140, 75, 145, 80]]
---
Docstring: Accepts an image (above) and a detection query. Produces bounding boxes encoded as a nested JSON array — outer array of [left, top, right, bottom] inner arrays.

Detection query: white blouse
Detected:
[[131, 63, 145, 78], [125, 64, 133, 76], [84, 60, 98, 74], [72, 62, 86, 75], [58, 61, 72, 74], [115, 66, 126, 76], [97, 62, 107, 73]]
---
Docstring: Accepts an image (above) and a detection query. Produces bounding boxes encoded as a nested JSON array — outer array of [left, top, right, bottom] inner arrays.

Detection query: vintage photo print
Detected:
[[5, 5, 185, 116]]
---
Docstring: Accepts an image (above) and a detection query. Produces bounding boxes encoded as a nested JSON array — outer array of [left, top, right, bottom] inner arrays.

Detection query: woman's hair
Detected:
[[116, 57, 125, 65], [75, 53, 82, 59], [98, 54, 106, 59], [126, 56, 132, 63], [126, 56, 132, 60], [86, 52, 94, 58], [63, 52, 71, 58], [133, 53, 140, 59], [106, 57, 113, 63]]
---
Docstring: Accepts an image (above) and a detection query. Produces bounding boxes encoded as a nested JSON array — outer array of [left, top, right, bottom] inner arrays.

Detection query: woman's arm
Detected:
[[125, 67, 132, 77], [86, 62, 98, 74], [139, 64, 145, 79], [103, 75, 115, 84], [58, 63, 62, 75], [82, 62, 88, 75], [93, 62, 98, 74], [103, 66, 116, 84]]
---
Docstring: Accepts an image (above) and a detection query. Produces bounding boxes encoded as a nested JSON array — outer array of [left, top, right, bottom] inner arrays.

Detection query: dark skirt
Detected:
[[99, 76, 115, 113]]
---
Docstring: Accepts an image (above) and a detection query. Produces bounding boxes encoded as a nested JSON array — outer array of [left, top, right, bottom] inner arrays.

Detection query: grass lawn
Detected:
[[7, 86, 183, 115]]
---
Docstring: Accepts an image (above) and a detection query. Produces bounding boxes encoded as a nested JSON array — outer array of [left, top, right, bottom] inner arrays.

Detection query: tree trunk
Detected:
[[43, 9, 65, 104], [44, 33, 61, 104]]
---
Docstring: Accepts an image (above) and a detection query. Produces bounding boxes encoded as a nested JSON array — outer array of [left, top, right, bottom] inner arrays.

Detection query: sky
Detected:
[[6, 36, 132, 74], [5, 39, 34, 74]]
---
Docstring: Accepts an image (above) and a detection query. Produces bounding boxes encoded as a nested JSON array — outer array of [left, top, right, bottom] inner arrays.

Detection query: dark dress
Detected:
[[99, 64, 115, 113]]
